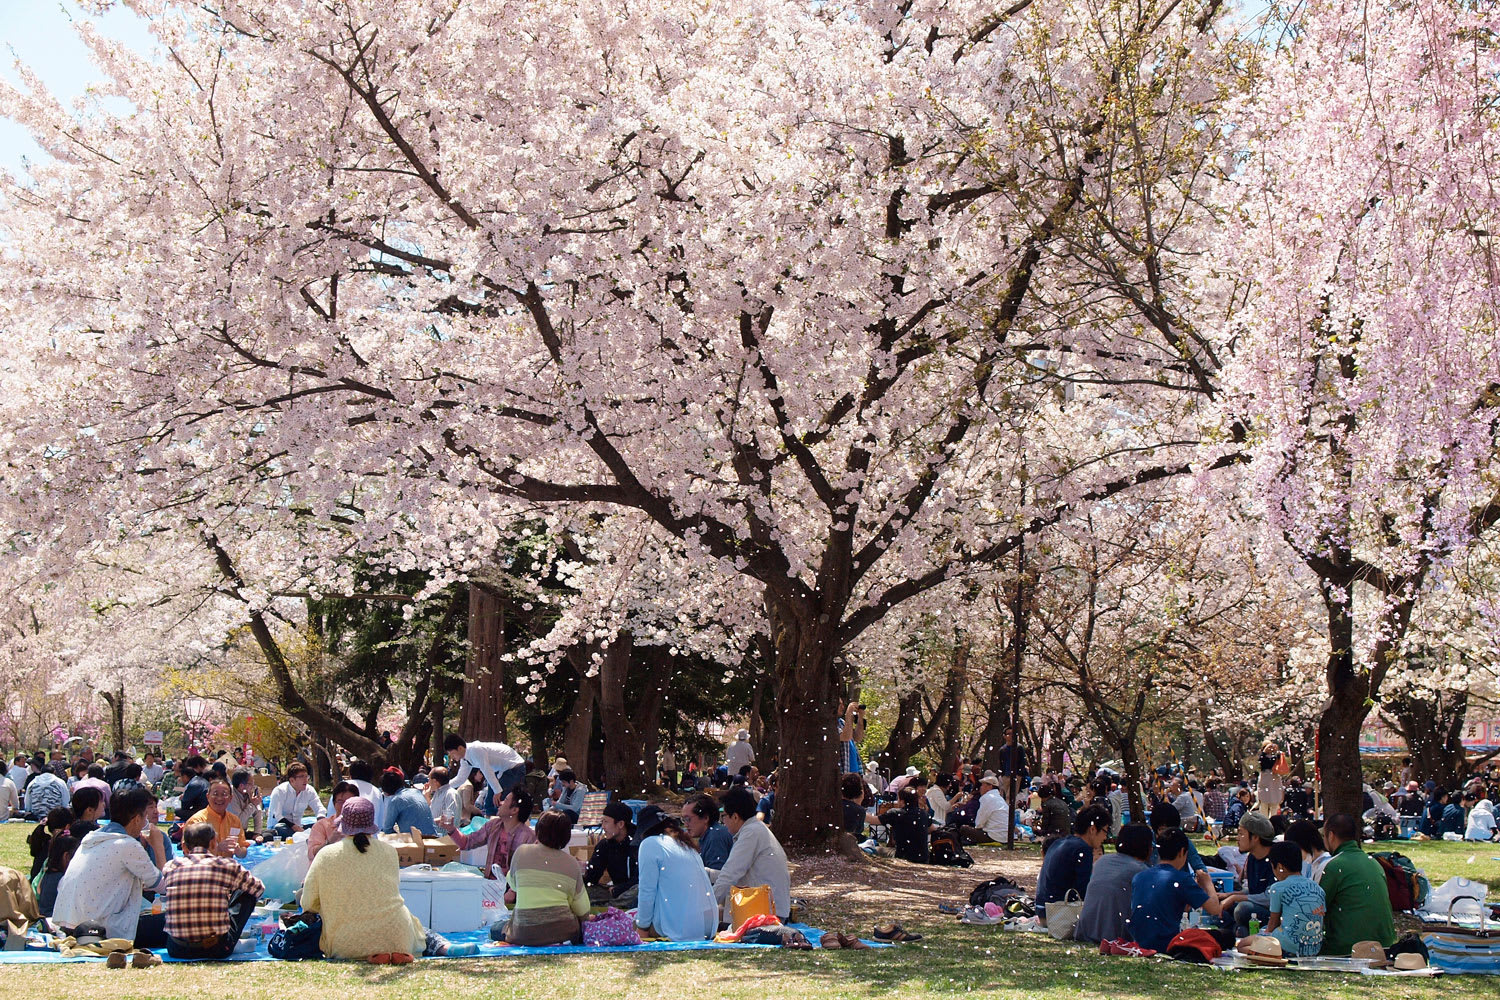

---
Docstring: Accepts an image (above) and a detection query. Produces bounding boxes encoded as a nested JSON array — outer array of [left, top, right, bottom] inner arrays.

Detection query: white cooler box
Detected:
[[398, 869, 488, 933]]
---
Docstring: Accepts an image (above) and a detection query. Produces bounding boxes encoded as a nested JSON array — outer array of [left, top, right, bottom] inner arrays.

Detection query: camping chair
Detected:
[[577, 789, 610, 830]]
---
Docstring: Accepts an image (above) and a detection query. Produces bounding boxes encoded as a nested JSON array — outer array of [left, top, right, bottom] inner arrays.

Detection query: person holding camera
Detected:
[[840, 702, 867, 775]]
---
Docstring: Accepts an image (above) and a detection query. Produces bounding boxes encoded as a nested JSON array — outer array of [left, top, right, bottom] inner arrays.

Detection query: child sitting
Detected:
[[1234, 841, 1325, 957], [34, 834, 78, 917]]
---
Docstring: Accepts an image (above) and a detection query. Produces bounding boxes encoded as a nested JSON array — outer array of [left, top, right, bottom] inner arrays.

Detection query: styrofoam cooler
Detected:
[[399, 869, 435, 926], [427, 871, 487, 933]]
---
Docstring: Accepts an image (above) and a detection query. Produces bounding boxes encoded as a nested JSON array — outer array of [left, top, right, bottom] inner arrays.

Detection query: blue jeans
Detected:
[[1232, 900, 1271, 938], [482, 764, 528, 816]]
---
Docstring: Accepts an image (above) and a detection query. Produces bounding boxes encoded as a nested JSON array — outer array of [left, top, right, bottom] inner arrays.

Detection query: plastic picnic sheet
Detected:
[[0, 923, 881, 964]]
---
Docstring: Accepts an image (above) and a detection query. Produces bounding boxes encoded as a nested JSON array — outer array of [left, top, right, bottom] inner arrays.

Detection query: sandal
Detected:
[[937, 902, 962, 915], [780, 930, 813, 950]]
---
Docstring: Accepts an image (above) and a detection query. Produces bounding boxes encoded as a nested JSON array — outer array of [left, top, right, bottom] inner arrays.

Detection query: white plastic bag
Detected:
[[256, 846, 312, 902]]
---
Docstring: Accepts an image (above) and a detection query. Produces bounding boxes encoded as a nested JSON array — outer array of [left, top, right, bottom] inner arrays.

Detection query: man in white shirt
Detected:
[[141, 752, 165, 787], [964, 771, 1010, 844], [266, 762, 325, 838], [725, 730, 755, 775], [0, 772, 18, 822], [443, 733, 525, 816], [7, 754, 28, 795]]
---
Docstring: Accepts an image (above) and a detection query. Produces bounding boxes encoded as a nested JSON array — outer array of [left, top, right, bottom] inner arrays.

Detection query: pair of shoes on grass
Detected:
[[819, 932, 871, 950], [104, 949, 160, 969], [368, 952, 415, 964]]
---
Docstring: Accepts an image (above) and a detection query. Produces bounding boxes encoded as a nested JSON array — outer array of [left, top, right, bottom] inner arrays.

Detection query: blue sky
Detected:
[[0, 0, 154, 176]]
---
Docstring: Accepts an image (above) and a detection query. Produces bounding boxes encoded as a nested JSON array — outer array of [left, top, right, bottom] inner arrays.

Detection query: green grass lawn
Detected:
[[0, 822, 1490, 1000]]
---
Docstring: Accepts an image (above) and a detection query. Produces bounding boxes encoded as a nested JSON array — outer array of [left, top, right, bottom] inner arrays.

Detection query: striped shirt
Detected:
[[161, 851, 263, 942]]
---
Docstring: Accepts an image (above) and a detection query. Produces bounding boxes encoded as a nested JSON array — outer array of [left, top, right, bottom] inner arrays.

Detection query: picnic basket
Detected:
[[1422, 895, 1499, 975]]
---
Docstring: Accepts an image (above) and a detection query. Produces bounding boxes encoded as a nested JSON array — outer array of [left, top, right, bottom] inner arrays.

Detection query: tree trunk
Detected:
[[940, 640, 968, 770], [100, 686, 126, 753], [1120, 737, 1146, 822], [596, 633, 651, 797], [460, 585, 508, 742], [562, 668, 597, 784], [767, 599, 842, 849], [1316, 579, 1369, 819], [1199, 706, 1241, 780], [430, 691, 445, 774], [637, 647, 673, 791], [1386, 690, 1469, 791], [877, 689, 920, 774]]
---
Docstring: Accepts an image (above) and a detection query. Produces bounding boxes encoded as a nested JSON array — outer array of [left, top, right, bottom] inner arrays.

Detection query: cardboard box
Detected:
[[253, 775, 278, 797], [379, 830, 461, 868]]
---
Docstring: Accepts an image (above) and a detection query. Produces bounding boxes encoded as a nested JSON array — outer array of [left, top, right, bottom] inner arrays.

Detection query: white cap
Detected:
[[736, 729, 750, 741]]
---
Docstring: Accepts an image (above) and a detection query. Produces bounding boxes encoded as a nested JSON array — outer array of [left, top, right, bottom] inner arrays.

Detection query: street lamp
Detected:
[[183, 697, 207, 754]]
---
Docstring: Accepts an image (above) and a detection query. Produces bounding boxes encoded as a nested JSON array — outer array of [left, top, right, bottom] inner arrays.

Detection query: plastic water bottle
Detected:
[[1248, 917, 1261, 935]]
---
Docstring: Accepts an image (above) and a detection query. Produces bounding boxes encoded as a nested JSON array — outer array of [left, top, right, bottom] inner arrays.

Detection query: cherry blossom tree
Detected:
[[1218, 0, 1500, 816], [2, 0, 1249, 843]]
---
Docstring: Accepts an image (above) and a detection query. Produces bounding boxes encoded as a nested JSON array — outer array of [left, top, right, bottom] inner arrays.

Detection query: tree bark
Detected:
[[596, 633, 652, 797], [562, 664, 597, 785], [1120, 736, 1147, 822], [940, 640, 968, 770], [767, 597, 842, 849], [100, 686, 126, 754], [459, 584, 508, 742], [1315, 578, 1369, 819], [1386, 690, 1469, 791], [877, 689, 920, 774]]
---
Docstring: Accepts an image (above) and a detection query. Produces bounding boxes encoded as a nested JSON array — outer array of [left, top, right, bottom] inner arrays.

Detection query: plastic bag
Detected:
[[256, 845, 312, 902]]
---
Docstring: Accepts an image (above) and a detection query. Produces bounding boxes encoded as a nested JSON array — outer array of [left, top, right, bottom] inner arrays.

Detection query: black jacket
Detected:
[[583, 835, 639, 894]]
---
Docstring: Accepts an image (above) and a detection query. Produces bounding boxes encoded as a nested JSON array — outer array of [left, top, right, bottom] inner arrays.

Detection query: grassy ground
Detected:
[[0, 822, 1491, 1000]]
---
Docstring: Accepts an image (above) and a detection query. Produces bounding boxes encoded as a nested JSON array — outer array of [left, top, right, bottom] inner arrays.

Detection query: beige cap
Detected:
[[1351, 941, 1390, 967]]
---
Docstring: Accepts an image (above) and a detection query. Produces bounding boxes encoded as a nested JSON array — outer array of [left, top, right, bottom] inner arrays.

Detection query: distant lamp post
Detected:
[[183, 697, 207, 754]]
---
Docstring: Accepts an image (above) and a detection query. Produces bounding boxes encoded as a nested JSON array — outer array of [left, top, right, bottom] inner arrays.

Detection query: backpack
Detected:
[[1372, 851, 1430, 911], [268, 913, 324, 961], [929, 831, 973, 868], [968, 877, 1024, 907]]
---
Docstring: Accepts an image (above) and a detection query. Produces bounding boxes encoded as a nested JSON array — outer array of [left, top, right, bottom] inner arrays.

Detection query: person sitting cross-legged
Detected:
[[1128, 827, 1227, 952], [160, 822, 264, 960], [267, 763, 325, 839], [1234, 841, 1325, 959], [1035, 805, 1111, 926], [682, 793, 733, 872], [712, 786, 791, 923], [493, 811, 591, 947], [378, 767, 437, 837], [1074, 823, 1153, 944], [632, 805, 717, 942], [961, 772, 1010, 845], [52, 787, 168, 947], [1217, 811, 1276, 937], [584, 802, 640, 907], [1317, 812, 1395, 956], [868, 786, 936, 863], [186, 779, 248, 858], [440, 787, 537, 889]]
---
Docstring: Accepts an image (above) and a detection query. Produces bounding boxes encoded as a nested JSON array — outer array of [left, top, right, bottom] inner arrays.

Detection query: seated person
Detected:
[[160, 822, 265, 960], [186, 779, 248, 857], [1438, 791, 1466, 836], [267, 763, 326, 838], [494, 811, 591, 947], [927, 774, 955, 826], [307, 781, 359, 860], [440, 788, 537, 888], [51, 787, 168, 947], [25, 763, 71, 821], [70, 786, 105, 826], [227, 769, 267, 841], [424, 766, 457, 824], [1234, 841, 1325, 958], [1218, 811, 1275, 937], [1421, 788, 1448, 837], [28, 808, 73, 880], [633, 805, 717, 942], [1128, 827, 1226, 952], [840, 773, 869, 839], [1074, 823, 1153, 943], [756, 773, 776, 824], [302, 797, 470, 961], [1317, 812, 1396, 955], [35, 834, 78, 918], [378, 767, 437, 837], [682, 793, 733, 871], [584, 802, 641, 906], [1222, 787, 1252, 834], [962, 772, 1010, 844], [1035, 805, 1111, 925], [1464, 796, 1496, 841], [1149, 803, 1215, 895], [712, 787, 791, 922], [1284, 819, 1332, 882], [544, 770, 585, 821], [1036, 783, 1073, 844], [869, 786, 935, 863]]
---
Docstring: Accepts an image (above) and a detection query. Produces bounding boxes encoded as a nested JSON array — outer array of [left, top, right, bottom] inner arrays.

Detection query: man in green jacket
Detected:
[[1318, 813, 1396, 955]]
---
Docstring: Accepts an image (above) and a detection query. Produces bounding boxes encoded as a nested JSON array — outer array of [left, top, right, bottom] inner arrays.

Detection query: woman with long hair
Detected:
[[631, 805, 717, 941]]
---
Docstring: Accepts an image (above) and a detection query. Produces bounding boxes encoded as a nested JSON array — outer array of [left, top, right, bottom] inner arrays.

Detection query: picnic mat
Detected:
[[1209, 954, 1442, 976], [0, 923, 884, 964]]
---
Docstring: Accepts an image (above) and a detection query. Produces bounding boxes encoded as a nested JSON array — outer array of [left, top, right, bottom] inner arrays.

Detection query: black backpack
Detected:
[[968, 877, 1024, 906], [928, 829, 973, 867]]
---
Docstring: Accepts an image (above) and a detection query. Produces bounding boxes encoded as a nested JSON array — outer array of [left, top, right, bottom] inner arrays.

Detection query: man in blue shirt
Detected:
[[1130, 828, 1227, 951], [1036, 805, 1111, 926], [682, 793, 733, 870], [378, 768, 437, 837], [1149, 802, 1215, 896]]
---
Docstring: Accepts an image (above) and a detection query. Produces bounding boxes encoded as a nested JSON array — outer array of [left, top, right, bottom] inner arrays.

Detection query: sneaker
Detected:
[[959, 906, 1002, 925]]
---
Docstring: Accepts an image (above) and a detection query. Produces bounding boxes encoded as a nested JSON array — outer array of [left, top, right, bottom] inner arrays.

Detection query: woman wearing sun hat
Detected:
[[301, 796, 474, 962], [632, 805, 717, 942]]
